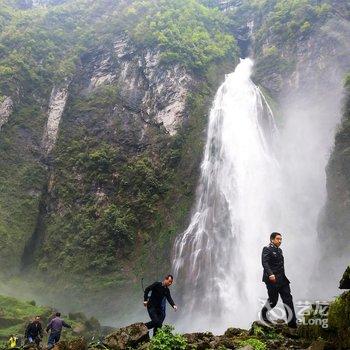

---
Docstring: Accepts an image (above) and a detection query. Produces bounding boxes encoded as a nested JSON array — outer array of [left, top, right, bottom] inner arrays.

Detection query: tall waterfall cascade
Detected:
[[172, 57, 334, 333]]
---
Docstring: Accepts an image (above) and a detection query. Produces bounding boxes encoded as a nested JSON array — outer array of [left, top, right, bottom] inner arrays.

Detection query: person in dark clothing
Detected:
[[143, 274, 178, 335], [46, 312, 71, 349], [25, 316, 43, 346], [261, 232, 297, 328]]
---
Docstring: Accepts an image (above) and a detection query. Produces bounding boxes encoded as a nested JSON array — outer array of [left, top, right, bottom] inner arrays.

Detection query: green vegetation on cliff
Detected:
[[0, 0, 239, 313], [254, 0, 331, 49]]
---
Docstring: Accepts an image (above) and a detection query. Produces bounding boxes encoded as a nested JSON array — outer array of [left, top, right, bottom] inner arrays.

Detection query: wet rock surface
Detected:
[[339, 266, 350, 289], [103, 323, 149, 350]]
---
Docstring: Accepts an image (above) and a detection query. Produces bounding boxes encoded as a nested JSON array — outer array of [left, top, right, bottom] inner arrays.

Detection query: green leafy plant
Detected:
[[125, 0, 237, 70], [150, 325, 187, 350], [238, 338, 267, 350]]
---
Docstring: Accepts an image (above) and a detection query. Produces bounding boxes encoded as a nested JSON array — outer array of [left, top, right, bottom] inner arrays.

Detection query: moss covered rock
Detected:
[[103, 323, 149, 350], [328, 291, 350, 349]]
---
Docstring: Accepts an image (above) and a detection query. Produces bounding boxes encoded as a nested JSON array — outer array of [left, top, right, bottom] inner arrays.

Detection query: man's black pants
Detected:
[[145, 306, 165, 336], [261, 282, 297, 327]]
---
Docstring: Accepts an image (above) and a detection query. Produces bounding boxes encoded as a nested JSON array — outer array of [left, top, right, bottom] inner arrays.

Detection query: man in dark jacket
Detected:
[[143, 274, 178, 335], [25, 316, 43, 346], [261, 232, 297, 328], [46, 312, 71, 349]]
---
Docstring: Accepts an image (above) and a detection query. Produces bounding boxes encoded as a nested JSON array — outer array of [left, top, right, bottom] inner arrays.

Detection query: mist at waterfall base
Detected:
[[171, 58, 342, 334]]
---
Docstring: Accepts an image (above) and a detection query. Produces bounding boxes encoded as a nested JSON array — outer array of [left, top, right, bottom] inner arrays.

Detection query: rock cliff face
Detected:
[[0, 97, 13, 131], [317, 82, 350, 281], [9, 27, 231, 315], [81, 35, 193, 137], [0, 0, 239, 317], [27, 39, 194, 244], [42, 84, 70, 154]]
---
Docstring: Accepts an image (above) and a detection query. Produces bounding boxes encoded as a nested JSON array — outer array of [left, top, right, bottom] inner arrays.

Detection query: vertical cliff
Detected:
[[318, 76, 350, 287]]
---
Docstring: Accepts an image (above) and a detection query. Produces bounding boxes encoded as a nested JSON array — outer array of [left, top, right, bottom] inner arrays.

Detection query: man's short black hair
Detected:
[[270, 232, 282, 240], [55, 312, 61, 317], [165, 274, 174, 280]]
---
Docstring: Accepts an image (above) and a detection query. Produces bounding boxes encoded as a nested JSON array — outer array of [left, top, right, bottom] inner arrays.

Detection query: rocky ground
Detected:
[[1, 267, 349, 350], [38, 319, 335, 350]]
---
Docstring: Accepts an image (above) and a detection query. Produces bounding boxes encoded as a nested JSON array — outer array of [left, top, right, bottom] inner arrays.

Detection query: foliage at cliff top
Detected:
[[0, 0, 238, 98], [0, 0, 123, 95], [253, 0, 331, 51], [124, 0, 237, 69], [150, 325, 187, 350]]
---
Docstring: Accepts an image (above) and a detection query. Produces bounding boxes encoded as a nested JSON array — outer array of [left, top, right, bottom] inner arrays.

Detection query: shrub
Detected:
[[150, 325, 187, 350], [125, 0, 237, 70], [238, 338, 267, 350]]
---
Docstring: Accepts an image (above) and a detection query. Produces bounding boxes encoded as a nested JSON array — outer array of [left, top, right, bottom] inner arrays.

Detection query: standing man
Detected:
[[46, 312, 71, 349], [25, 316, 43, 346], [261, 232, 297, 328], [143, 274, 178, 335]]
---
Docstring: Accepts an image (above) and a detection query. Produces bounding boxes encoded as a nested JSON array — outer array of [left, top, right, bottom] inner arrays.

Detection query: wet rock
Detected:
[[103, 323, 149, 350], [236, 346, 254, 350], [52, 341, 69, 350], [306, 339, 325, 350], [84, 317, 101, 332], [214, 335, 236, 349], [101, 325, 116, 336], [23, 344, 38, 350], [248, 320, 273, 336], [339, 266, 350, 289], [136, 343, 150, 350], [183, 332, 215, 350], [69, 338, 88, 350], [224, 327, 247, 337]]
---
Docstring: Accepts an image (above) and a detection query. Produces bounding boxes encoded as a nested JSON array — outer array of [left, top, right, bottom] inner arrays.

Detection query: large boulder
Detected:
[[248, 320, 273, 336], [339, 266, 350, 289], [306, 340, 325, 350], [224, 327, 247, 337], [52, 339, 87, 350], [183, 332, 215, 350], [103, 323, 149, 350], [52, 341, 69, 350], [69, 338, 87, 350]]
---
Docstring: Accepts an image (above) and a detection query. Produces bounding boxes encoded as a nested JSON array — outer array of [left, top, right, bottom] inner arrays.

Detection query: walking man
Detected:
[[143, 274, 178, 335], [25, 316, 43, 346], [46, 312, 71, 349], [261, 232, 297, 328]]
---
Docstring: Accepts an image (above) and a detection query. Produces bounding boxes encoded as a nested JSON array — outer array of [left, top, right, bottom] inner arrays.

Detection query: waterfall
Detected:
[[171, 55, 342, 333], [172, 58, 282, 332]]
